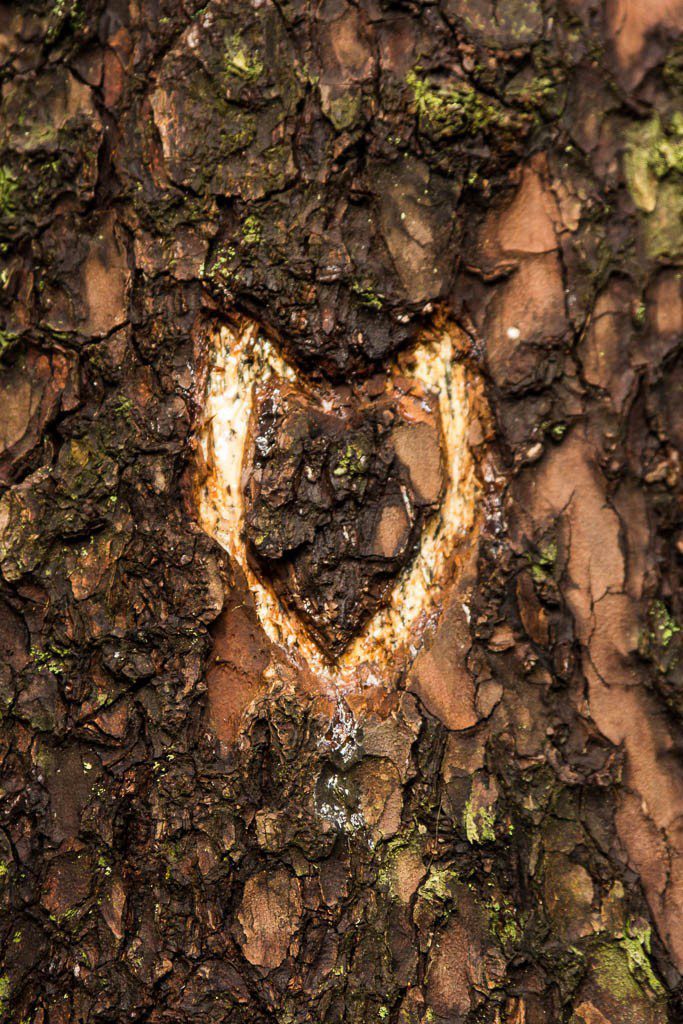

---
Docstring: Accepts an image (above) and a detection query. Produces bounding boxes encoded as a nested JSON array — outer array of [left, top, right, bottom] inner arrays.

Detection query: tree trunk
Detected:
[[0, 2, 681, 1022]]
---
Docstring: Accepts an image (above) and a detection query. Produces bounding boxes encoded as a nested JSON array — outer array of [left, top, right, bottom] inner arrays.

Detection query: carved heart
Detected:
[[242, 373, 446, 659]]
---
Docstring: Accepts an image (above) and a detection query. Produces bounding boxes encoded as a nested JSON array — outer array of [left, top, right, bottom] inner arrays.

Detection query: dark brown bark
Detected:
[[242, 373, 446, 657], [0, 2, 681, 1023]]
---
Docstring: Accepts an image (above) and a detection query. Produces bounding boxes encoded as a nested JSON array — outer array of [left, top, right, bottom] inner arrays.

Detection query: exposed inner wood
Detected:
[[195, 317, 484, 683]]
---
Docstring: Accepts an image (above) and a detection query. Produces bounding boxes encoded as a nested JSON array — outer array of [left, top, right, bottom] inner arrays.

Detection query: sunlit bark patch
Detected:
[[194, 316, 485, 688]]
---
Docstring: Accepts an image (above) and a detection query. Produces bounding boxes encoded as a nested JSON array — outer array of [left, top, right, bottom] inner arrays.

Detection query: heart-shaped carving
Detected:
[[242, 374, 446, 659]]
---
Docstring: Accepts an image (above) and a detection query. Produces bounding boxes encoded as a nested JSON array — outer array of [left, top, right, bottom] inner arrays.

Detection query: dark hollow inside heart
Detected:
[[241, 374, 446, 660]]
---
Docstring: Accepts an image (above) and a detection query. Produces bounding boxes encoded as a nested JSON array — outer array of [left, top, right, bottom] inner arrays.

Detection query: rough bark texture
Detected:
[[0, 2, 681, 1023], [243, 373, 445, 658]]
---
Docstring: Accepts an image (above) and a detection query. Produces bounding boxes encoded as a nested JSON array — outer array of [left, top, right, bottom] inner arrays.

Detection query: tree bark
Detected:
[[0, 2, 681, 1022]]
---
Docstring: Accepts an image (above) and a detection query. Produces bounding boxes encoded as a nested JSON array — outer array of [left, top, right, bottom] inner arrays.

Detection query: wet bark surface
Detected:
[[0, 2, 681, 1023]]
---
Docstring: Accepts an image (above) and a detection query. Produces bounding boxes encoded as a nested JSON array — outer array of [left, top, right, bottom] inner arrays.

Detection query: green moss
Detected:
[[588, 928, 665, 1007], [224, 33, 264, 81], [325, 91, 362, 131], [352, 280, 383, 311], [47, 0, 83, 38], [205, 244, 237, 285], [528, 539, 558, 583], [625, 114, 683, 209], [540, 540, 558, 565], [97, 855, 112, 876], [30, 642, 72, 675], [242, 215, 261, 246], [649, 600, 680, 648], [407, 68, 519, 139], [624, 114, 683, 259], [591, 937, 664, 1008], [463, 795, 496, 844], [113, 394, 134, 420], [640, 600, 681, 674], [645, 179, 683, 260], [0, 975, 9, 1015], [633, 300, 647, 327], [663, 40, 683, 92], [418, 867, 459, 904], [0, 329, 18, 361], [620, 923, 664, 996], [592, 945, 642, 1002], [0, 166, 17, 217], [522, 75, 555, 105], [505, 71, 558, 113], [332, 441, 368, 478], [485, 892, 523, 950], [651, 112, 683, 176]]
